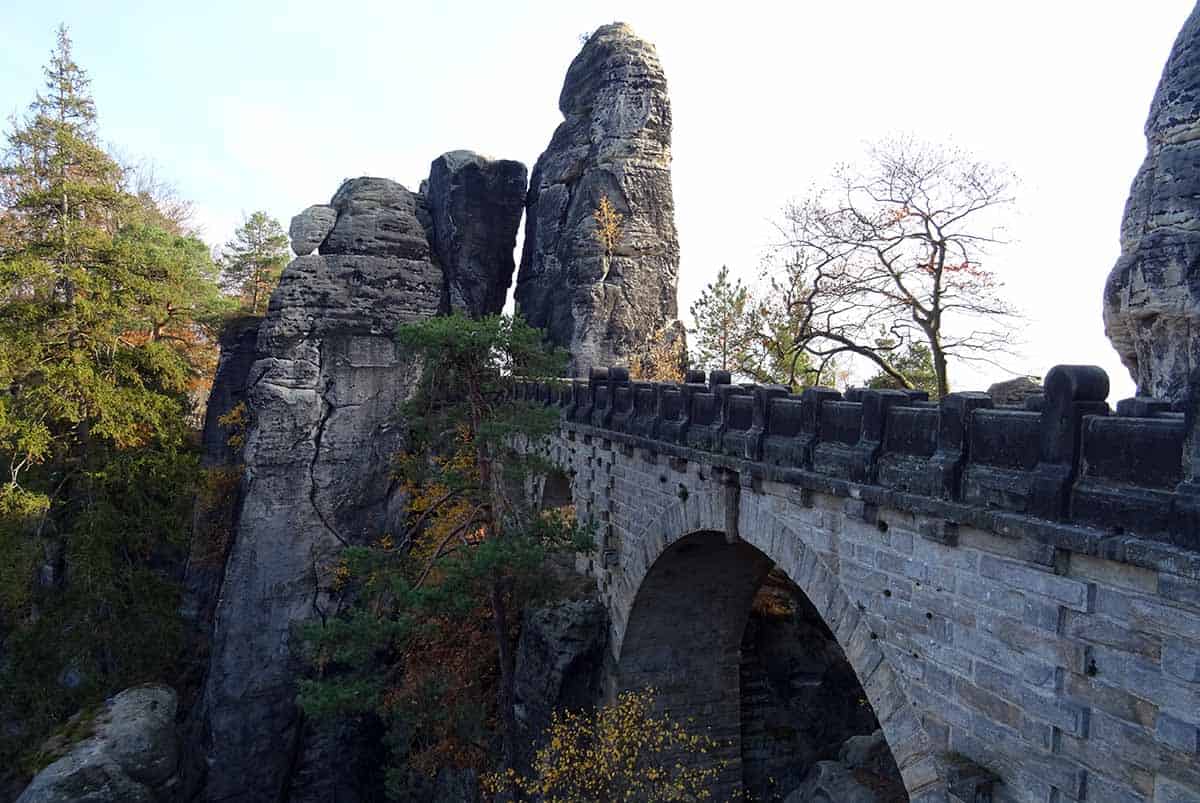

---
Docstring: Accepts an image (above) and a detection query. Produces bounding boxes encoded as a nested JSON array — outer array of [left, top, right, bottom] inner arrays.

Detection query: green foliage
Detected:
[[688, 265, 761, 377], [688, 265, 825, 389], [0, 27, 216, 777], [219, 210, 290, 315], [866, 342, 940, 398], [298, 313, 591, 797]]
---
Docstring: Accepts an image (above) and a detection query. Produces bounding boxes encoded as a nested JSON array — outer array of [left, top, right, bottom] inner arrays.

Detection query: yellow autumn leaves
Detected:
[[593, 194, 624, 257], [485, 688, 727, 802]]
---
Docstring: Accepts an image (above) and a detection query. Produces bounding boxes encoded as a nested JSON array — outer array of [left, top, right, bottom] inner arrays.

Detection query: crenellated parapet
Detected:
[[513, 364, 1199, 553]]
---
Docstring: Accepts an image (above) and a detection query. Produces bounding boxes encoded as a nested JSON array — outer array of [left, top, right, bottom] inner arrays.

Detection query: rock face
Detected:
[[516, 23, 679, 375], [17, 686, 179, 803], [181, 316, 260, 664], [740, 574, 890, 800], [987, 375, 1042, 406], [784, 730, 906, 803], [288, 205, 337, 256], [426, 150, 527, 316], [194, 177, 443, 802], [1104, 5, 1200, 402], [513, 598, 607, 748]]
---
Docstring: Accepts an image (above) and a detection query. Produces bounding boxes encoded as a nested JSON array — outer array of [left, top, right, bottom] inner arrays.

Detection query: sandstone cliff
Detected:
[[1105, 3, 1200, 402], [194, 178, 443, 801], [426, 150, 528, 317], [188, 152, 531, 798], [516, 23, 680, 375]]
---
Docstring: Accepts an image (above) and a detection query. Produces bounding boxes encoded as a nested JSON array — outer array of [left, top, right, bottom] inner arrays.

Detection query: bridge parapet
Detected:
[[513, 364, 1199, 553]]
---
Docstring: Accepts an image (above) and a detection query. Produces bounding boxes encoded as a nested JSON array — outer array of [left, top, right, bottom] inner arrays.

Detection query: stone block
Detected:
[[1065, 671, 1157, 729], [1162, 637, 1200, 683], [1062, 610, 1162, 660], [1155, 712, 1200, 753], [1020, 688, 1091, 737], [978, 555, 1092, 611]]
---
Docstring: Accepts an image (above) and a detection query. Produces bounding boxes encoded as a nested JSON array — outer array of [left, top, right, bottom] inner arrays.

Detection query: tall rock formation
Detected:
[[189, 157, 528, 799], [425, 150, 528, 316], [516, 23, 681, 375], [195, 177, 443, 802], [1105, 4, 1200, 402]]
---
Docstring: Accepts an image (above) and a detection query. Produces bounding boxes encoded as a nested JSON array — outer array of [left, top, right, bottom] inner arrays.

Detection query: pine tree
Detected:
[[219, 210, 289, 314], [0, 27, 224, 774], [866, 341, 941, 398], [688, 265, 761, 377], [298, 313, 589, 798]]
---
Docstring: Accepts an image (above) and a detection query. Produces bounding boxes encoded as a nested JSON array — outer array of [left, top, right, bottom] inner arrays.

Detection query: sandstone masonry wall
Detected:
[[518, 368, 1200, 802]]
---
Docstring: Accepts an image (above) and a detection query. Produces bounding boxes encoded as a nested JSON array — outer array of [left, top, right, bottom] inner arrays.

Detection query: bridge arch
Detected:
[[608, 494, 949, 802]]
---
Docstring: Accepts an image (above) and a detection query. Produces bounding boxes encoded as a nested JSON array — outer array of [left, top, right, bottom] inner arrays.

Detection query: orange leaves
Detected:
[[401, 437, 481, 568], [387, 602, 498, 775]]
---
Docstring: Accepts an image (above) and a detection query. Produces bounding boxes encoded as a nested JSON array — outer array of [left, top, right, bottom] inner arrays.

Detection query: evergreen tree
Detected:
[[0, 27, 223, 776], [866, 342, 941, 398], [219, 210, 289, 314], [298, 313, 589, 798], [688, 265, 761, 377]]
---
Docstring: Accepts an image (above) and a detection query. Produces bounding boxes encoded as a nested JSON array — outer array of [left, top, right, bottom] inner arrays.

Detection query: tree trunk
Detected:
[[475, 427, 522, 793], [931, 339, 949, 399], [490, 575, 519, 777]]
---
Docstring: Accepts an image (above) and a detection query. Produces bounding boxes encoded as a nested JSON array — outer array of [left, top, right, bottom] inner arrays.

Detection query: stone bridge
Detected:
[[516, 366, 1200, 803]]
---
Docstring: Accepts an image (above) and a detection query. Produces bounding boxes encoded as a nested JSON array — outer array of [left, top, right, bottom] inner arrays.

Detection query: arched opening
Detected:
[[539, 469, 573, 513], [615, 530, 908, 802]]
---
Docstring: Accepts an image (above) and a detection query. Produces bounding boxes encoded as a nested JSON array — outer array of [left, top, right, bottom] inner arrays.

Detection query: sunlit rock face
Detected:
[[516, 22, 680, 376], [1105, 4, 1200, 402]]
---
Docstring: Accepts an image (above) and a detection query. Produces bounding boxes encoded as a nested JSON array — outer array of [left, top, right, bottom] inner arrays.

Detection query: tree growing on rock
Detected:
[[593, 194, 624, 257], [219, 210, 289, 314], [297, 313, 591, 798], [770, 137, 1019, 397], [630, 321, 688, 382]]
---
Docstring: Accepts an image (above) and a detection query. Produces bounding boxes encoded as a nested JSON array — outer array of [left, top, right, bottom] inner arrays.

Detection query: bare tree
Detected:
[[766, 136, 1019, 397]]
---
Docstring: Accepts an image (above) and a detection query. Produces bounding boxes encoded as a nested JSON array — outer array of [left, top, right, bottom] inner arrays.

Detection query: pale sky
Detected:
[[3, 1, 1195, 398]]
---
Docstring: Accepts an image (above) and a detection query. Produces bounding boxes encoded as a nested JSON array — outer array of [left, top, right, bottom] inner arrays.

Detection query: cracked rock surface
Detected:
[[515, 22, 679, 375], [194, 177, 441, 802], [1105, 4, 1200, 402]]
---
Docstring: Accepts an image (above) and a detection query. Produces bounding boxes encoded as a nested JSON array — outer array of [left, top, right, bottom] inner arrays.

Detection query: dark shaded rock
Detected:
[[193, 178, 442, 802], [513, 598, 607, 748], [740, 573, 891, 801], [986, 375, 1041, 406], [286, 718, 386, 803], [430, 767, 479, 803], [784, 730, 906, 803], [516, 23, 679, 375], [288, 205, 337, 256], [1105, 4, 1200, 402], [180, 317, 260, 666], [196, 318, 262, 470], [17, 686, 179, 803], [426, 150, 527, 316]]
